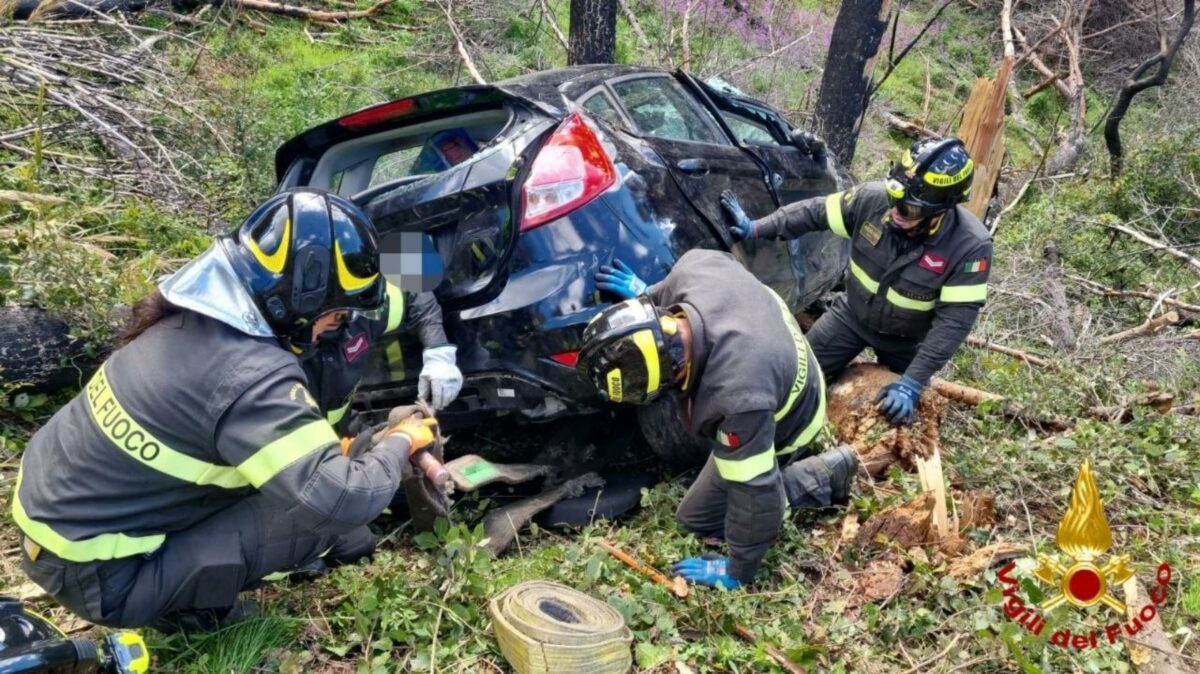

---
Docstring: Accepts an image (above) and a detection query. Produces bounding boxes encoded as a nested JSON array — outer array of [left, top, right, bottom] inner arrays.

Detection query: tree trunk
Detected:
[[1104, 0, 1196, 176], [813, 0, 891, 165], [568, 0, 617, 65]]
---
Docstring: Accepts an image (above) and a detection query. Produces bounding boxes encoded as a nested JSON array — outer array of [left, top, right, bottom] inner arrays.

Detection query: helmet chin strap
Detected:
[[889, 211, 945, 240]]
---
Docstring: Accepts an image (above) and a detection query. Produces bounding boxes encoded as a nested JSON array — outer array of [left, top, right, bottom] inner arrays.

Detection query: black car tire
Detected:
[[636, 397, 709, 467]]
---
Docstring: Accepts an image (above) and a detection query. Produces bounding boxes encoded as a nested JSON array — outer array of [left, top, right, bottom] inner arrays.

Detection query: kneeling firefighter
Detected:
[[13, 189, 443, 630], [580, 250, 858, 589], [722, 138, 991, 425]]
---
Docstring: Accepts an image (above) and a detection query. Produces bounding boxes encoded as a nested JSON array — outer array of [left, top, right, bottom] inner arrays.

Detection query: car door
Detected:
[[604, 73, 798, 304], [682, 76, 851, 310]]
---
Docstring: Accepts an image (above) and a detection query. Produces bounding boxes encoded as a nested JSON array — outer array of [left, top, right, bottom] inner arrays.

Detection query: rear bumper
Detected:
[[355, 368, 595, 430]]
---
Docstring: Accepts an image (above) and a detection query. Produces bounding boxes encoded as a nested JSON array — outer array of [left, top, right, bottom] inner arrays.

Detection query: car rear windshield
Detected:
[[309, 109, 513, 198]]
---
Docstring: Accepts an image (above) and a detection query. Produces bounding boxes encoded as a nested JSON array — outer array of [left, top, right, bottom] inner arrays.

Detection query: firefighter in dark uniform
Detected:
[[14, 189, 443, 631], [581, 250, 858, 589], [722, 138, 991, 425]]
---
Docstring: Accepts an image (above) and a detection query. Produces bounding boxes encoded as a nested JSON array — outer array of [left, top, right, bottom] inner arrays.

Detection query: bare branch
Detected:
[[1105, 220, 1200, 273], [1104, 0, 1196, 175], [537, 0, 569, 54]]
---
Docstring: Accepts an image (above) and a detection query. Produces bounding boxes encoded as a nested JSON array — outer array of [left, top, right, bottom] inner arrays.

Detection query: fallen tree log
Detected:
[[1106, 222, 1200, 274], [965, 335, 1054, 368], [1066, 274, 1200, 315], [879, 110, 941, 140], [930, 378, 1073, 432], [1087, 392, 1175, 423], [0, 305, 105, 393], [1098, 311, 1181, 345]]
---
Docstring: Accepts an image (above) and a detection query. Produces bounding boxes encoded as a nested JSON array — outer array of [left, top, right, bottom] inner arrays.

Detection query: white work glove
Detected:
[[418, 345, 463, 410]]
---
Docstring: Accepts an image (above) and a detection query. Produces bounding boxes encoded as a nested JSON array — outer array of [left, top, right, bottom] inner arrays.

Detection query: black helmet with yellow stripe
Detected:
[[577, 297, 687, 405], [885, 137, 974, 221], [223, 188, 384, 343]]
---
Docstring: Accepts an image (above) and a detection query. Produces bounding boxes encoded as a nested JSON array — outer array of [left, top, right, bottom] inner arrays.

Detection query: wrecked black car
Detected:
[[274, 65, 847, 459]]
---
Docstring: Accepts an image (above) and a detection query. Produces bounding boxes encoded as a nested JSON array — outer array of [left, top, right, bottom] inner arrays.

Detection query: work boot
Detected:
[[152, 599, 260, 634], [324, 525, 378, 568], [783, 445, 859, 509]]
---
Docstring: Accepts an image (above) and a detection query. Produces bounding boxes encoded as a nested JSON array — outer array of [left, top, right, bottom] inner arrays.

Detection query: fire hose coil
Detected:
[[489, 581, 632, 674]]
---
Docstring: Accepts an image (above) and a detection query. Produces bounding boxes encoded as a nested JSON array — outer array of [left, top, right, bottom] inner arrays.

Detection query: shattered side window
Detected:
[[581, 93, 624, 130], [611, 77, 726, 145], [721, 112, 780, 146]]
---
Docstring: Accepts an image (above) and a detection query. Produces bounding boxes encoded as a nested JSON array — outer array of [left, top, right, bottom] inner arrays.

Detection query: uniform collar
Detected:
[[925, 207, 958, 246]]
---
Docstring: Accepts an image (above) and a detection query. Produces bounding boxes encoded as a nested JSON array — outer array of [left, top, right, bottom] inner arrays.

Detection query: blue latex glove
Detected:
[[875, 375, 923, 425], [669, 554, 743, 590], [719, 190, 755, 241], [595, 259, 648, 299]]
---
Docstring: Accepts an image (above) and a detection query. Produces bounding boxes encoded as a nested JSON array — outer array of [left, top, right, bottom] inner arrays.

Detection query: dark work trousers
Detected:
[[20, 493, 368, 629], [676, 448, 847, 539], [806, 296, 921, 381]]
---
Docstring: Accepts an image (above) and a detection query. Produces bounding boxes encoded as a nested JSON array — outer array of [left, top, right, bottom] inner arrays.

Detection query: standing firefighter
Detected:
[[580, 250, 858, 589], [13, 189, 448, 631], [723, 138, 991, 425]]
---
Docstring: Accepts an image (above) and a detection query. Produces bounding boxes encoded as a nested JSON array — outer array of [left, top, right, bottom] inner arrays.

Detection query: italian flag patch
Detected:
[[964, 258, 989, 273]]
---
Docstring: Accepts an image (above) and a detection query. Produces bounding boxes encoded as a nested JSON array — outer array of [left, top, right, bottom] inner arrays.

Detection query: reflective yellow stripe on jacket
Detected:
[[941, 284, 988, 303], [714, 446, 776, 483], [848, 261, 938, 312], [11, 468, 165, 562], [385, 282, 406, 334], [237, 420, 340, 488], [768, 290, 827, 455], [85, 365, 250, 489], [826, 193, 850, 239]]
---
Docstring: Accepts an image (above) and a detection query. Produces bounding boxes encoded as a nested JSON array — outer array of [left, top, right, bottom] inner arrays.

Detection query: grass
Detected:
[[153, 616, 301, 674]]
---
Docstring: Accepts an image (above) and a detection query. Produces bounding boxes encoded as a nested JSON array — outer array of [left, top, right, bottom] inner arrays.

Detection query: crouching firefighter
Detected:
[[722, 138, 991, 425], [581, 250, 859, 589], [13, 189, 438, 631]]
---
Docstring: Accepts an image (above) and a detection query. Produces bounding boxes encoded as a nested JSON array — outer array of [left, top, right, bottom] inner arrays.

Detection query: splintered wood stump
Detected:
[[855, 492, 936, 549], [827, 364, 947, 476]]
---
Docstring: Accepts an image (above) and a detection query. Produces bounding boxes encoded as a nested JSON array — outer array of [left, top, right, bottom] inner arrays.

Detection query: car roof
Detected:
[[494, 64, 650, 104]]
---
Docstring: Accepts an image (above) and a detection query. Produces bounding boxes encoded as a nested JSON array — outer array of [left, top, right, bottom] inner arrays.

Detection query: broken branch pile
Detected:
[[0, 20, 225, 202]]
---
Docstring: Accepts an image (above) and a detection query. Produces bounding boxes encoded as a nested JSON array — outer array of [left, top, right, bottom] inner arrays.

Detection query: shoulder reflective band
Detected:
[[886, 289, 936, 311], [237, 419, 340, 488], [385, 282, 406, 334], [85, 365, 249, 489], [940, 284, 988, 303], [849, 259, 880, 294], [11, 468, 164, 562], [826, 192, 850, 239], [631, 329, 661, 395], [714, 445, 776, 483]]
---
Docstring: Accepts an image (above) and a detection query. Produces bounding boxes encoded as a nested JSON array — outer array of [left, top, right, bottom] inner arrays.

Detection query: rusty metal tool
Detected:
[[598, 539, 807, 673], [599, 539, 689, 599]]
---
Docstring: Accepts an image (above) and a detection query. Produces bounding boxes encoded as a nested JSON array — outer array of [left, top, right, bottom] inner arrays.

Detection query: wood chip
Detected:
[[947, 543, 1026, 581]]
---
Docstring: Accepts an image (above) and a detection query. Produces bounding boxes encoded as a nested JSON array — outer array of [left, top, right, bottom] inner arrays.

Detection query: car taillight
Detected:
[[548, 351, 580, 367], [520, 113, 616, 231], [339, 98, 417, 130]]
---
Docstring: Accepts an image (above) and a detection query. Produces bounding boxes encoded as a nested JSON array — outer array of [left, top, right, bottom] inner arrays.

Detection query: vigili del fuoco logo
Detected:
[[993, 460, 1176, 650]]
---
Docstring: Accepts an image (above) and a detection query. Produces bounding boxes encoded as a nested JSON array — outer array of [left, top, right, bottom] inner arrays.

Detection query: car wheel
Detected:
[[636, 397, 709, 467]]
